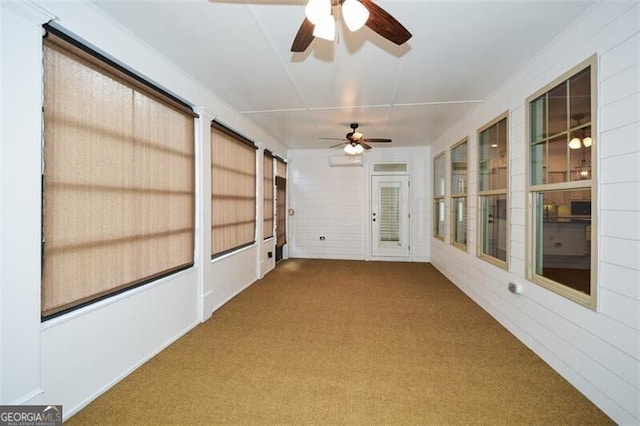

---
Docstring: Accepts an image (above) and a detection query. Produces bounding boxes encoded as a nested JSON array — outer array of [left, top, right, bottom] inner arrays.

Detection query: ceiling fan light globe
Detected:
[[312, 14, 336, 41], [342, 0, 369, 32], [582, 136, 592, 147], [354, 143, 364, 154], [568, 137, 582, 149], [305, 0, 331, 25], [344, 144, 358, 155]]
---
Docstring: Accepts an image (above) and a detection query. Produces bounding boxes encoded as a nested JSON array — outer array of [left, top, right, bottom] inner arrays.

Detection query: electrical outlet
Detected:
[[508, 282, 522, 294]]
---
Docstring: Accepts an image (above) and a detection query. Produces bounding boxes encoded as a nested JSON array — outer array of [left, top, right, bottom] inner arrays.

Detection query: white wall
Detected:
[[288, 147, 430, 262], [429, 2, 639, 424], [0, 0, 286, 418]]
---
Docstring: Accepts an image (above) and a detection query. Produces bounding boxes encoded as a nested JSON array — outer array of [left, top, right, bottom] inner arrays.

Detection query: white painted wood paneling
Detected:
[[288, 147, 430, 262], [429, 2, 640, 424], [0, 3, 52, 405], [41, 270, 198, 415], [288, 151, 366, 260]]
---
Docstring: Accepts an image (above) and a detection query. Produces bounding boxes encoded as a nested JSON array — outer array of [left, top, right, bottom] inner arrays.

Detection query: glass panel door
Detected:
[[371, 175, 409, 258]]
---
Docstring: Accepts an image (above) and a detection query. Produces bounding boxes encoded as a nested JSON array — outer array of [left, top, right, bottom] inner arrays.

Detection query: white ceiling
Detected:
[[92, 0, 594, 149]]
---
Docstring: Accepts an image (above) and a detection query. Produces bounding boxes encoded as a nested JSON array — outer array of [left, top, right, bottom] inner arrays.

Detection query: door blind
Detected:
[[380, 185, 400, 242]]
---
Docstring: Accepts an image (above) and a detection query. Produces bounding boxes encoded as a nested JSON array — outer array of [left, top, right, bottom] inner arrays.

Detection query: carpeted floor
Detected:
[[67, 259, 612, 424]]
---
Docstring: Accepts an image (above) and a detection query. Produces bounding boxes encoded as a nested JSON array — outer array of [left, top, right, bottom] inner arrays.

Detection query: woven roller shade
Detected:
[[275, 168, 287, 248], [211, 124, 257, 257], [263, 151, 274, 239], [42, 35, 195, 318]]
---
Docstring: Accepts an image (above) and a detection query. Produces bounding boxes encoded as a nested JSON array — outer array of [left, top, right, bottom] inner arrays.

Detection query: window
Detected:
[[211, 121, 257, 258], [450, 139, 468, 249], [263, 150, 274, 240], [527, 56, 596, 308], [433, 153, 446, 240], [275, 158, 287, 250], [478, 114, 508, 267], [41, 27, 196, 319]]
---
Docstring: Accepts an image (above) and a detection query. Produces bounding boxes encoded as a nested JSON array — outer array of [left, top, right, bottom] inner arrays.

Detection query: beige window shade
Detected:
[[211, 123, 257, 257], [42, 34, 195, 319], [380, 185, 401, 242], [275, 157, 287, 248], [263, 151, 274, 239], [276, 157, 287, 178]]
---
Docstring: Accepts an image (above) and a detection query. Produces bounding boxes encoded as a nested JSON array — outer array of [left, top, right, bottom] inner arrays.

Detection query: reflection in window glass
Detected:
[[481, 194, 507, 262], [529, 67, 591, 186], [570, 127, 592, 181], [451, 142, 467, 195], [452, 197, 467, 246], [533, 190, 592, 295], [548, 82, 567, 136], [436, 199, 445, 238], [479, 118, 508, 191], [478, 115, 508, 265], [451, 140, 468, 249], [433, 153, 446, 240]]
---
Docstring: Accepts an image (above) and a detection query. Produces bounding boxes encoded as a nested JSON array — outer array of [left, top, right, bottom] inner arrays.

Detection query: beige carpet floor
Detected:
[[67, 259, 613, 424]]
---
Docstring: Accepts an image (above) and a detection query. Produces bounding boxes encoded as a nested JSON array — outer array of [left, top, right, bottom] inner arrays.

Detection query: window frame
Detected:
[[263, 150, 275, 240], [210, 120, 258, 259], [433, 152, 446, 241], [275, 157, 287, 249], [41, 26, 197, 320], [525, 55, 598, 309], [477, 112, 509, 269], [450, 138, 469, 251]]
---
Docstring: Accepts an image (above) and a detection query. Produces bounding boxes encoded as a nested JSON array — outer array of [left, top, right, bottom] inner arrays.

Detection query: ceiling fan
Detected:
[[291, 0, 412, 52], [322, 123, 392, 154]]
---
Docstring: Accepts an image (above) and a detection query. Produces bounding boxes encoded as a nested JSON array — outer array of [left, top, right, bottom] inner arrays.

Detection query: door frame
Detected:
[[367, 163, 411, 261]]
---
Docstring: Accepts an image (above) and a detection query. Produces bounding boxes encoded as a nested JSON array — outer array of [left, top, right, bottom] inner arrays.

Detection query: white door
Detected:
[[371, 175, 409, 258]]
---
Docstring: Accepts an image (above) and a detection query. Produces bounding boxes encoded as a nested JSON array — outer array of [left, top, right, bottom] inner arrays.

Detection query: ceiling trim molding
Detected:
[[240, 99, 484, 114], [2, 1, 56, 25]]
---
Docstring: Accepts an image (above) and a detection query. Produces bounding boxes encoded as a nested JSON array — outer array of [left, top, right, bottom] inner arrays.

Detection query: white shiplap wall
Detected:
[[289, 150, 366, 259], [288, 147, 430, 261], [429, 2, 639, 424]]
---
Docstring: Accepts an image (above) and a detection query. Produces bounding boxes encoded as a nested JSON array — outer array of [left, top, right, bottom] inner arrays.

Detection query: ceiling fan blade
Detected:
[[320, 137, 348, 141], [362, 138, 392, 143], [329, 142, 348, 148], [291, 18, 315, 52], [360, 142, 373, 150], [361, 0, 412, 46]]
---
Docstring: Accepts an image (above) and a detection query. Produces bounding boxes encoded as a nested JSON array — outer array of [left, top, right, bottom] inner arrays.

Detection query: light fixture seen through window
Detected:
[[569, 115, 592, 149], [577, 159, 591, 179], [569, 135, 592, 149]]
